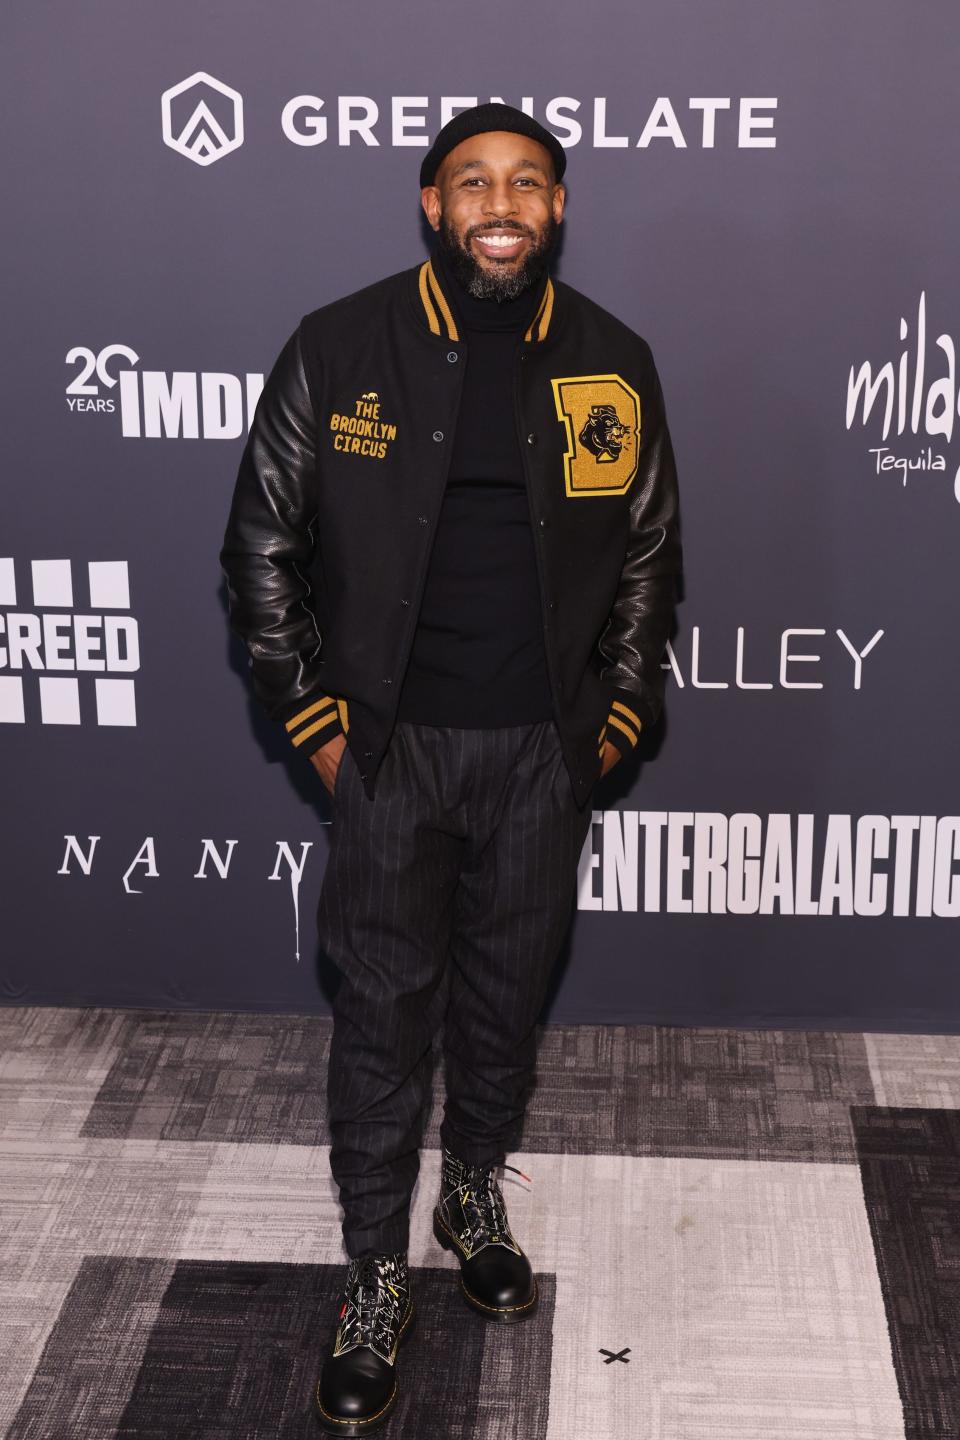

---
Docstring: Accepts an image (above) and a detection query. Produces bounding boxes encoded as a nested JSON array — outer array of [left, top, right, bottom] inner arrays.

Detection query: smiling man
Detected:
[[429, 130, 560, 294], [220, 101, 682, 1436]]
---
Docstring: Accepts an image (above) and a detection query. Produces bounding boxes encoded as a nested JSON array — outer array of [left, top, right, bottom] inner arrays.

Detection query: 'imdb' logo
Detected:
[[0, 559, 139, 727]]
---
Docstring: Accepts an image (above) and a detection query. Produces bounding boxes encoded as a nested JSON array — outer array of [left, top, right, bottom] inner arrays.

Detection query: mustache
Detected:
[[466, 222, 533, 238]]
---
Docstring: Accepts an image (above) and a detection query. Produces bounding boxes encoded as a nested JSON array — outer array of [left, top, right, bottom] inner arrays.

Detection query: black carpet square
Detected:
[[852, 1105, 960, 1439], [10, 1255, 555, 1440]]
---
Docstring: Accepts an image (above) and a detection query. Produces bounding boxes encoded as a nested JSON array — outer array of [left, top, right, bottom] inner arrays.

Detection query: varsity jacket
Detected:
[[219, 256, 682, 809]]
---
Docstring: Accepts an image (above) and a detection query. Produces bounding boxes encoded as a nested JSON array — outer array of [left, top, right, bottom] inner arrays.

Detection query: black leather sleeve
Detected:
[[598, 351, 682, 753], [219, 323, 344, 756]]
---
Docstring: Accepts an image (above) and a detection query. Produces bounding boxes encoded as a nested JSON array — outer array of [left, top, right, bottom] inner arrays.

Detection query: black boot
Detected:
[[432, 1146, 538, 1323], [315, 1251, 414, 1436]]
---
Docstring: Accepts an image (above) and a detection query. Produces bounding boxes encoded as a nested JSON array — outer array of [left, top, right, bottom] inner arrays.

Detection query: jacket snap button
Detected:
[[418, 515, 428, 525], [364, 750, 373, 758], [400, 597, 410, 605], [539, 517, 548, 528], [446, 351, 458, 363], [432, 430, 444, 442], [382, 677, 392, 685], [548, 600, 556, 610], [526, 433, 537, 445]]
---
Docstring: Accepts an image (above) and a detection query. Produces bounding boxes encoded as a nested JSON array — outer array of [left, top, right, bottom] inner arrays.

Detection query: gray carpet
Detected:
[[1, 1005, 958, 1437]]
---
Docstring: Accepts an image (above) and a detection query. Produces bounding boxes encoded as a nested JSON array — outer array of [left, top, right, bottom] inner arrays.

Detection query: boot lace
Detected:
[[440, 1159, 531, 1254], [335, 1252, 407, 1363]]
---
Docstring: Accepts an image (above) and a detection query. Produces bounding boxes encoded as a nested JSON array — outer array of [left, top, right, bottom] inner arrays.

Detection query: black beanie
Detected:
[[419, 102, 567, 188]]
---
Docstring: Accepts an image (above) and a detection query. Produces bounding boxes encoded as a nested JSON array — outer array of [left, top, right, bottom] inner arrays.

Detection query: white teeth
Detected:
[[476, 233, 523, 248]]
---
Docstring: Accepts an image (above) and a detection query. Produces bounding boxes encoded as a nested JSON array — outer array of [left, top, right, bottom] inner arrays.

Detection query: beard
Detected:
[[436, 213, 558, 301]]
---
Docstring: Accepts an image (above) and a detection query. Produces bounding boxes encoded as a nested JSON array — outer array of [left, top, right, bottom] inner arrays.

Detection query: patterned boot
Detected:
[[432, 1145, 538, 1323], [315, 1251, 414, 1436]]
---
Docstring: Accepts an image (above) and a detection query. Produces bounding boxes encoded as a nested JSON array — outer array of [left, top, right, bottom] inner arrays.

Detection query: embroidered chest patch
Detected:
[[328, 391, 398, 460], [550, 373, 641, 496]]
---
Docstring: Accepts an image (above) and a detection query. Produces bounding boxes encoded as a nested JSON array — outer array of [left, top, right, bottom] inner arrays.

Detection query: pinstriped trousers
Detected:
[[315, 718, 595, 1259]]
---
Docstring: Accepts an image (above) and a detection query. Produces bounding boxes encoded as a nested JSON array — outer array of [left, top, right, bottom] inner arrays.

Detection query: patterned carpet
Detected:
[[1, 1007, 958, 1438]]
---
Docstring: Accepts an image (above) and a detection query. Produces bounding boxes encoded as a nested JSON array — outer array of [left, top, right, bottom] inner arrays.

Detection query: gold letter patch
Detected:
[[551, 373, 641, 496]]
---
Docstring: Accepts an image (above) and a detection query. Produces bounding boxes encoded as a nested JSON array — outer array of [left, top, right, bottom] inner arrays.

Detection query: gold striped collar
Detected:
[[416, 259, 555, 344]]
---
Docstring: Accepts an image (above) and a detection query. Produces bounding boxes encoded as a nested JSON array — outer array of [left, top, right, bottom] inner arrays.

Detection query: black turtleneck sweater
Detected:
[[395, 247, 554, 728]]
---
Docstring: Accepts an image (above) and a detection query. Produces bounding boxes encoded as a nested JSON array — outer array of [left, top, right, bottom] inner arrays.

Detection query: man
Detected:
[[220, 102, 681, 1435]]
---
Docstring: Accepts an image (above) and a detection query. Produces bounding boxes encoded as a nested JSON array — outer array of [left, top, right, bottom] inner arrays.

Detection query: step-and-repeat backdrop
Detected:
[[4, 3, 958, 1028]]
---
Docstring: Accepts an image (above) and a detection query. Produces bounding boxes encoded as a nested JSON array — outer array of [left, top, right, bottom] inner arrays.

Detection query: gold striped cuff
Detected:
[[611, 698, 643, 729], [607, 711, 640, 748], [284, 695, 343, 749]]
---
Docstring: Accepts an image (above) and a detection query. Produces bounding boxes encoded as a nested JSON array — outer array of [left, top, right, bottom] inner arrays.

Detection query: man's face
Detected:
[[421, 130, 565, 301]]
